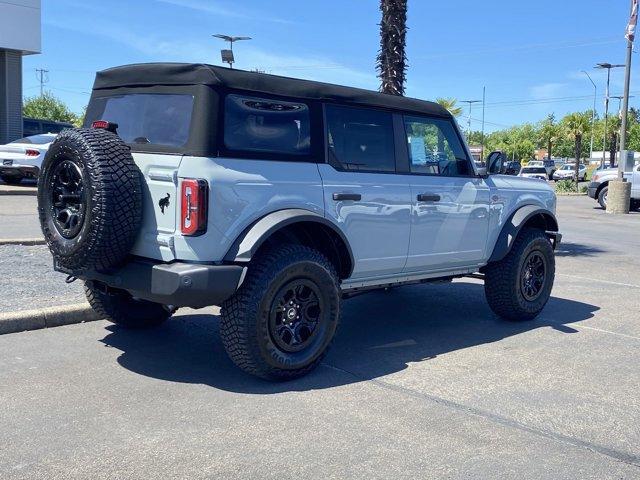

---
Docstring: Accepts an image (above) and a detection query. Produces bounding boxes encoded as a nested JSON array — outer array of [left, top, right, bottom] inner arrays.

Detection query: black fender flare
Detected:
[[223, 209, 355, 276], [488, 205, 559, 263]]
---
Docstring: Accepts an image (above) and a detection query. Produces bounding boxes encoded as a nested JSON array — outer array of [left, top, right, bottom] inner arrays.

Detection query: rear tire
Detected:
[[220, 244, 341, 381], [84, 280, 170, 328], [1, 175, 23, 185], [597, 185, 608, 209], [484, 228, 555, 321]]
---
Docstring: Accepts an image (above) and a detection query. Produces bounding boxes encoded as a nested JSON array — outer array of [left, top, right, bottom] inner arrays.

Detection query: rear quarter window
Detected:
[[86, 93, 194, 147], [223, 94, 311, 156]]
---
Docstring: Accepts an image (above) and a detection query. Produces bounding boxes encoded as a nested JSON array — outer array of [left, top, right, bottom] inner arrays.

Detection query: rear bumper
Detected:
[[587, 181, 600, 199], [57, 258, 245, 308], [0, 165, 40, 178]]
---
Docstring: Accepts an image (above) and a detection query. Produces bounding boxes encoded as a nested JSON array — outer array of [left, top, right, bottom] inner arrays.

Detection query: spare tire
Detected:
[[37, 128, 143, 273]]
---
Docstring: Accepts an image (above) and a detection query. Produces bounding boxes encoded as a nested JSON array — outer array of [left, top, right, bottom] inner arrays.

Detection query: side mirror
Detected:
[[486, 151, 507, 175]]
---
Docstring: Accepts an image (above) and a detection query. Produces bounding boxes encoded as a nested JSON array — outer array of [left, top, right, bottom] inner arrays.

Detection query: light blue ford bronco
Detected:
[[37, 63, 561, 380]]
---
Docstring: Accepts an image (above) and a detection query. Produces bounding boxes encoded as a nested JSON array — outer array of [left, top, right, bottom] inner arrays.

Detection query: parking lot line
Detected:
[[571, 325, 640, 341], [558, 273, 640, 289]]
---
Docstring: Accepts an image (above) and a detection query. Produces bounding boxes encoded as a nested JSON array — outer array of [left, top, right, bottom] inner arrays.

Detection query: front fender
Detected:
[[488, 205, 559, 263]]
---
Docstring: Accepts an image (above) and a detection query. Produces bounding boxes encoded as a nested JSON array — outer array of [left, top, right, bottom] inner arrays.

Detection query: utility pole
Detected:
[[480, 87, 486, 161], [620, 0, 637, 178], [35, 68, 49, 97], [461, 99, 481, 138], [595, 62, 625, 167], [582, 70, 597, 161], [212, 34, 252, 69]]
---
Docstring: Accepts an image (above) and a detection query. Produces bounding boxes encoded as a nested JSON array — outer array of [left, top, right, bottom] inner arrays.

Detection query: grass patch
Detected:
[[555, 179, 582, 194]]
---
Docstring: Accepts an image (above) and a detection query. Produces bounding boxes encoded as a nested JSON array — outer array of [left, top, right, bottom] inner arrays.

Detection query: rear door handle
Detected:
[[417, 193, 441, 202], [333, 193, 361, 201]]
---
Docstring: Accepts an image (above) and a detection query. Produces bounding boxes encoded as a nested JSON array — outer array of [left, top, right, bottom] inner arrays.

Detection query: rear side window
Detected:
[[224, 94, 310, 156], [87, 94, 194, 147], [325, 104, 395, 172]]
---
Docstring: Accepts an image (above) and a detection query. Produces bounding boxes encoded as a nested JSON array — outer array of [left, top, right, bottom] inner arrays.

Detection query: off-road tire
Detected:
[[1, 175, 24, 185], [220, 244, 341, 381], [484, 228, 555, 321], [84, 280, 170, 328], [597, 185, 608, 209], [37, 128, 142, 273]]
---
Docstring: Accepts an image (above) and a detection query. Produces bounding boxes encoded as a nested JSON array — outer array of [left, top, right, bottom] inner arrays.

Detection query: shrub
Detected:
[[555, 179, 577, 193]]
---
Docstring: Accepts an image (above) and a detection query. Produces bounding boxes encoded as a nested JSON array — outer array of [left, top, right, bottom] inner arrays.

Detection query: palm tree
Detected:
[[538, 114, 559, 161], [563, 113, 591, 191], [436, 98, 463, 117], [377, 0, 408, 96]]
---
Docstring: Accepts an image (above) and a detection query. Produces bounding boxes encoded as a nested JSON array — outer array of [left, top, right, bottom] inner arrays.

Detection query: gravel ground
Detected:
[[0, 245, 86, 312]]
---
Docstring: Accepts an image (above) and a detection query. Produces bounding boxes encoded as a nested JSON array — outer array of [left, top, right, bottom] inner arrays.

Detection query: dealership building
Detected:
[[0, 0, 41, 144]]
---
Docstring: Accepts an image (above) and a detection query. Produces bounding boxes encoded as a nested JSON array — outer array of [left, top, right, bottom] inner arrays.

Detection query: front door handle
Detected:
[[333, 193, 361, 201], [417, 193, 441, 202]]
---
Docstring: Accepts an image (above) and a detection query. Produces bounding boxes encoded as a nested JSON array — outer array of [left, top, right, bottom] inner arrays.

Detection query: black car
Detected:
[[504, 161, 521, 175]]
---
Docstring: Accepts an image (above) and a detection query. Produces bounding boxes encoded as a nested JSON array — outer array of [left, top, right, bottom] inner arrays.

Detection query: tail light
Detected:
[[91, 120, 119, 133], [181, 179, 208, 236], [25, 149, 39, 157]]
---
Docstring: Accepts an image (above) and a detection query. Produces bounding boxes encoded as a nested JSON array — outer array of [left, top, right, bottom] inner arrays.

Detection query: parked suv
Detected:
[[587, 164, 640, 209], [37, 63, 561, 380]]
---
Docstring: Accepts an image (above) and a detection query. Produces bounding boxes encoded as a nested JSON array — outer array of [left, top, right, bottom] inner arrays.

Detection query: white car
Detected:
[[519, 166, 549, 181], [0, 133, 57, 184], [553, 163, 587, 181]]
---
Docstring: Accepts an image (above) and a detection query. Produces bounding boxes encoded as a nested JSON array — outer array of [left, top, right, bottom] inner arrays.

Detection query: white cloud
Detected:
[[44, 18, 377, 91], [153, 0, 294, 24], [530, 82, 568, 100]]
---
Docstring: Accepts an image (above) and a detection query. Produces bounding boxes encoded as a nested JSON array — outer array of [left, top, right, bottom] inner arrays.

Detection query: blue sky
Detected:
[[24, 0, 636, 131]]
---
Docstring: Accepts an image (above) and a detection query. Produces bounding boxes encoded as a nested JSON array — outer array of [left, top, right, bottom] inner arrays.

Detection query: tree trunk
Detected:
[[547, 140, 552, 160], [377, 0, 408, 96], [574, 134, 582, 192]]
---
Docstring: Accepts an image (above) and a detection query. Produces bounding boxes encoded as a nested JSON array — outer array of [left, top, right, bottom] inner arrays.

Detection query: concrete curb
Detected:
[[0, 303, 103, 335], [0, 238, 45, 246], [0, 188, 37, 196]]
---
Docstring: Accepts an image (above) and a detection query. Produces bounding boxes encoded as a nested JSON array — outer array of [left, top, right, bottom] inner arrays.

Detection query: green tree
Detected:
[[23, 91, 79, 124], [377, 0, 408, 96], [562, 112, 591, 191], [537, 114, 559, 160]]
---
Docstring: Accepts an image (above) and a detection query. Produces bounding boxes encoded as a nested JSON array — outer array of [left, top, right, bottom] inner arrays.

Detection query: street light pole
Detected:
[[581, 70, 597, 161], [480, 87, 486, 162], [212, 34, 252, 69], [461, 99, 481, 137], [595, 62, 625, 167]]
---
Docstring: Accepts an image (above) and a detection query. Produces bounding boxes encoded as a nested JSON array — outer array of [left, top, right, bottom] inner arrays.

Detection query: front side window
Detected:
[[86, 93, 194, 147], [224, 94, 310, 156], [404, 116, 471, 176], [325, 104, 395, 172]]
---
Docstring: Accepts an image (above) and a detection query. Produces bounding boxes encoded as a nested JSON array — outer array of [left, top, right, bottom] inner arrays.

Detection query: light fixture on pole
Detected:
[[581, 70, 597, 161], [595, 62, 625, 167], [212, 34, 252, 69], [461, 99, 482, 137]]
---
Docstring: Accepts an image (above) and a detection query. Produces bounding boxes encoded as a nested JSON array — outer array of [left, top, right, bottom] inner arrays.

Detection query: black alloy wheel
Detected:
[[50, 160, 86, 239], [269, 279, 324, 353], [520, 251, 546, 301]]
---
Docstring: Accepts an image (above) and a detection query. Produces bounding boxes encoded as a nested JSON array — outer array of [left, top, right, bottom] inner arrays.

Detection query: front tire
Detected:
[[84, 280, 171, 328], [484, 228, 555, 321], [598, 186, 608, 209], [220, 244, 341, 381]]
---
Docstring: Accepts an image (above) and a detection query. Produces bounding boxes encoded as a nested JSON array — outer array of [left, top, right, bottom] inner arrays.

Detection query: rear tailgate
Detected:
[[129, 152, 183, 261]]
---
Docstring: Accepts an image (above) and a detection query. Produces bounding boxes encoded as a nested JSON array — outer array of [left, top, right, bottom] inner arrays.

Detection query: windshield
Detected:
[[561, 165, 575, 170], [522, 167, 546, 173], [85, 93, 194, 147], [10, 134, 56, 145]]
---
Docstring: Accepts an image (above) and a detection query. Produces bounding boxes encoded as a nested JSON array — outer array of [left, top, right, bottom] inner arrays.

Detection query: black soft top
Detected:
[[93, 63, 451, 118]]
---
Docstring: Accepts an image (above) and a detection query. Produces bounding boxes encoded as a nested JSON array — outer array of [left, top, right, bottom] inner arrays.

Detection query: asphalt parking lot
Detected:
[[0, 195, 639, 479]]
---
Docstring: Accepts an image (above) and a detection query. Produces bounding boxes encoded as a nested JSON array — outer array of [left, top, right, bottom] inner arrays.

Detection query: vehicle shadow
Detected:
[[554, 242, 606, 257], [100, 281, 599, 394]]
